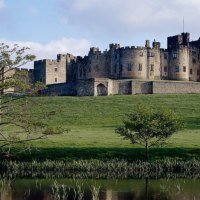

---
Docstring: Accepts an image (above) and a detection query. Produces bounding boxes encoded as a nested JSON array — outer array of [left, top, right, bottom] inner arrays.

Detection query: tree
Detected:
[[0, 43, 66, 156], [115, 106, 182, 160]]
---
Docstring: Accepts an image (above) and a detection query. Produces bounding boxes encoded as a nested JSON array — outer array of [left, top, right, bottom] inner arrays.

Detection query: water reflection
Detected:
[[1, 178, 200, 200]]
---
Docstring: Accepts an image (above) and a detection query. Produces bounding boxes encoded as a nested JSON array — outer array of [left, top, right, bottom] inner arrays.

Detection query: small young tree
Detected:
[[115, 106, 182, 160]]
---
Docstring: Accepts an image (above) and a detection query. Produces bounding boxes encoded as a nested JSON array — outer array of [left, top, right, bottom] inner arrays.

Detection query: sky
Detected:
[[0, 0, 200, 68]]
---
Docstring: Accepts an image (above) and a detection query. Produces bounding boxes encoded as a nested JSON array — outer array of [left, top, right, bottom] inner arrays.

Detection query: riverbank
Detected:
[[1, 159, 200, 179]]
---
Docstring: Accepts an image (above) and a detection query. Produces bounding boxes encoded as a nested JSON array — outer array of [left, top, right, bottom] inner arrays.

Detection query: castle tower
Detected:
[[146, 40, 161, 80], [167, 33, 190, 81], [109, 44, 120, 78]]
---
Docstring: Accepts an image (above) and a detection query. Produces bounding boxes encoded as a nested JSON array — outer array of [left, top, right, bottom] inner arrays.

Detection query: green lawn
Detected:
[[3, 94, 200, 160], [29, 94, 200, 130]]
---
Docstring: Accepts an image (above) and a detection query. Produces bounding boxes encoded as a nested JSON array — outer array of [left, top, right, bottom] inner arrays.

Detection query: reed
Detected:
[[1, 159, 200, 179]]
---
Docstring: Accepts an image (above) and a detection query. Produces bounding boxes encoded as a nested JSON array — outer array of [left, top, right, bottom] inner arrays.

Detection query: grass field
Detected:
[[3, 94, 200, 161]]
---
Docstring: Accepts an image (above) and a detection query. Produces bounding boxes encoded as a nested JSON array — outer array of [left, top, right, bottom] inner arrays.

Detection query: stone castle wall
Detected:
[[33, 32, 200, 96], [153, 81, 200, 94], [132, 81, 153, 94], [44, 80, 94, 96], [3, 67, 34, 95], [44, 78, 200, 96]]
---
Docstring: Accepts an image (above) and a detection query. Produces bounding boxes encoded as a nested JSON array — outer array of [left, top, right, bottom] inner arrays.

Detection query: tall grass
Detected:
[[1, 159, 200, 179]]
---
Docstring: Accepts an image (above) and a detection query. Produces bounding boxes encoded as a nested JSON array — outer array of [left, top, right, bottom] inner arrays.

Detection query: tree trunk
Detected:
[[145, 141, 149, 160], [145, 178, 149, 200]]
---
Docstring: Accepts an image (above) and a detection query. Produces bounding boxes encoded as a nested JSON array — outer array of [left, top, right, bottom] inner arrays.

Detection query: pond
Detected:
[[1, 178, 200, 200]]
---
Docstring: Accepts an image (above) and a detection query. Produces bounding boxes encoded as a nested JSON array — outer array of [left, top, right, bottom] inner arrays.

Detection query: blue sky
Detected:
[[0, 0, 200, 68]]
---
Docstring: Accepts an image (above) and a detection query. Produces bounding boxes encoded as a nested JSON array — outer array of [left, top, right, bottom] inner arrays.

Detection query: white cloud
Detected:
[[57, 0, 200, 42], [0, 0, 4, 9], [0, 37, 91, 68]]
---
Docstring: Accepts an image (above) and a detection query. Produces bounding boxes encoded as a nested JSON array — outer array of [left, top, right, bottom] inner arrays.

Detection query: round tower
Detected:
[[120, 47, 147, 79], [168, 46, 189, 81], [167, 33, 190, 81]]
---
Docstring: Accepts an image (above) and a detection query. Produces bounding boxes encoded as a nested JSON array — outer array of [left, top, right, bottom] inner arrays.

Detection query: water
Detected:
[[1, 178, 200, 200]]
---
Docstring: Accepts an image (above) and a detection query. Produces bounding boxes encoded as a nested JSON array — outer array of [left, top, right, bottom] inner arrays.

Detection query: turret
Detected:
[[109, 43, 120, 51], [167, 33, 190, 81], [167, 32, 190, 49], [152, 40, 160, 49], [145, 40, 150, 48], [57, 54, 68, 61]]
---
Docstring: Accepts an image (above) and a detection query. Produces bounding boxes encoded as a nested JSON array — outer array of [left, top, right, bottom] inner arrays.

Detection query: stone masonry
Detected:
[[34, 32, 200, 96]]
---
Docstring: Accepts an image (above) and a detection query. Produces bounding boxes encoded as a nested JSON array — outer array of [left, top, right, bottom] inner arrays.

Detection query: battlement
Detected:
[[168, 32, 190, 49], [160, 48, 168, 52], [19, 68, 34, 72], [90, 47, 100, 53], [109, 43, 120, 50], [120, 46, 148, 52], [190, 38, 200, 47], [152, 40, 160, 49], [34, 59, 47, 65], [33, 32, 200, 91]]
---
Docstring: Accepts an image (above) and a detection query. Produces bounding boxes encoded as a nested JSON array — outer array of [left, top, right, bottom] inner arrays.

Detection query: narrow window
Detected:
[[190, 69, 193, 75], [183, 66, 186, 72], [164, 53, 167, 59], [114, 65, 117, 73], [127, 64, 132, 71], [138, 64, 142, 71], [164, 66, 167, 72], [175, 66, 179, 72], [148, 52, 154, 57], [54, 68, 58, 72], [173, 53, 177, 59], [193, 58, 196, 64], [197, 70, 200, 76], [55, 78, 57, 82], [140, 52, 143, 57], [150, 64, 154, 71], [120, 64, 123, 72]]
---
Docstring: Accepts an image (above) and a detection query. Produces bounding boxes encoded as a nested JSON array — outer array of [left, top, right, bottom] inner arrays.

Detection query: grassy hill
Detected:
[[4, 94, 200, 160], [31, 94, 200, 130]]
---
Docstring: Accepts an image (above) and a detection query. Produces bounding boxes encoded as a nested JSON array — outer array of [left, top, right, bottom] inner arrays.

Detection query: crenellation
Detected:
[[33, 32, 200, 96]]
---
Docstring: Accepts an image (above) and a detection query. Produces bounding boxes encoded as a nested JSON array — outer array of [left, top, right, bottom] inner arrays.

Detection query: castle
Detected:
[[34, 33, 200, 96]]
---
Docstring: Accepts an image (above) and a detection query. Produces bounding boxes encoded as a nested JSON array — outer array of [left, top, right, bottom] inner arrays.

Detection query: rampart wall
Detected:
[[153, 81, 200, 94], [45, 80, 94, 96], [44, 78, 200, 96]]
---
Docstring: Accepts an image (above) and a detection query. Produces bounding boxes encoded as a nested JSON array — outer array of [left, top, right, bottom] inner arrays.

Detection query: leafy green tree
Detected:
[[115, 106, 182, 160], [0, 43, 66, 156]]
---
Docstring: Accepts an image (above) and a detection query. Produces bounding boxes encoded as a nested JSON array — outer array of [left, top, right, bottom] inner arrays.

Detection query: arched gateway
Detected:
[[97, 83, 108, 96]]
